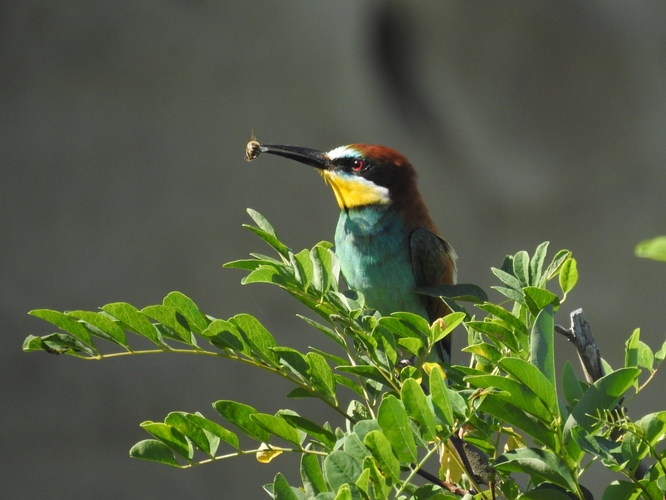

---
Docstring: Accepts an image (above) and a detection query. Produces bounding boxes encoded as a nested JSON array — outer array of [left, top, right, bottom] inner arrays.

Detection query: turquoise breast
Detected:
[[334, 206, 428, 318]]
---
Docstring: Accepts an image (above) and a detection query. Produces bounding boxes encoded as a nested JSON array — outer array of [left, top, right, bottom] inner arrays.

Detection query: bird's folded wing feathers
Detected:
[[410, 228, 457, 360]]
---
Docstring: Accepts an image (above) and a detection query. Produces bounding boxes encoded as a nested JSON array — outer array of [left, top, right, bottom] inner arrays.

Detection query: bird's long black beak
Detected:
[[249, 143, 328, 170]]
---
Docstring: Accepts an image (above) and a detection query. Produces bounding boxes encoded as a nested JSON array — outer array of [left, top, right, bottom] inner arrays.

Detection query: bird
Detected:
[[246, 141, 457, 362]]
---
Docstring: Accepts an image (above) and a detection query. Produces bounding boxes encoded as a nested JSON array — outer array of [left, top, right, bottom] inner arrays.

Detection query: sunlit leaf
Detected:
[[163, 291, 209, 334], [530, 241, 550, 287], [300, 453, 327, 497], [29, 309, 94, 347], [140, 421, 193, 460], [129, 439, 179, 467], [214, 400, 269, 443], [401, 378, 437, 441], [496, 448, 578, 493], [564, 368, 641, 435], [530, 305, 556, 386], [101, 302, 161, 345], [67, 310, 128, 348], [377, 395, 417, 462], [363, 430, 400, 482], [558, 258, 578, 296], [635, 236, 666, 261], [323, 451, 362, 496], [251, 413, 302, 447]]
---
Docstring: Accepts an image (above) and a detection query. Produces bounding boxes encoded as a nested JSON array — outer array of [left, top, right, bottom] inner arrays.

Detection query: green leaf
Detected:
[[333, 484, 352, 500], [513, 250, 531, 287], [342, 432, 370, 464], [334, 375, 365, 397], [297, 315, 345, 349], [530, 241, 550, 286], [323, 451, 362, 496], [163, 291, 208, 334], [530, 304, 556, 387], [558, 258, 578, 296], [372, 326, 398, 369], [466, 374, 553, 423], [625, 328, 655, 373], [291, 249, 312, 290], [251, 413, 303, 447], [129, 439, 179, 467], [306, 352, 336, 399], [232, 314, 277, 364], [524, 287, 560, 316], [337, 365, 391, 387], [379, 315, 428, 344], [478, 397, 556, 449], [499, 357, 558, 411], [415, 283, 488, 303], [201, 318, 248, 353], [164, 412, 218, 456], [564, 367, 641, 435], [463, 342, 503, 364], [244, 208, 290, 258], [184, 413, 239, 450], [271, 472, 303, 500], [635, 236, 666, 261], [273, 347, 309, 380], [602, 480, 642, 500], [222, 258, 264, 271], [363, 430, 401, 482], [241, 265, 286, 286], [280, 413, 336, 449], [22, 333, 97, 357], [561, 361, 585, 407], [571, 426, 624, 468], [636, 411, 666, 446], [491, 267, 523, 291], [141, 304, 194, 344], [29, 309, 94, 347], [362, 456, 392, 498], [491, 285, 525, 304], [496, 448, 578, 493], [429, 369, 454, 427], [429, 311, 466, 345], [377, 395, 417, 462], [466, 321, 518, 351], [401, 378, 437, 441], [285, 387, 317, 400], [67, 310, 128, 348], [301, 453, 327, 497], [101, 302, 161, 345], [544, 249, 571, 280], [140, 422, 193, 460], [214, 400, 269, 443], [476, 302, 528, 336], [311, 243, 338, 294]]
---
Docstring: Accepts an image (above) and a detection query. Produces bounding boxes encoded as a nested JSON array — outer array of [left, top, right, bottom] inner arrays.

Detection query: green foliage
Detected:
[[635, 236, 666, 262], [24, 210, 665, 499]]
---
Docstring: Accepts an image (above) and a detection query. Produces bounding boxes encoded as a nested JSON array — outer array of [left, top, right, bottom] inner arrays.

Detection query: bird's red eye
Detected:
[[352, 159, 365, 171]]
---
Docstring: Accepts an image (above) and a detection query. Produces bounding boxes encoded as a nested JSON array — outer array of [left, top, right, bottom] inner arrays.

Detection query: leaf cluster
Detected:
[[24, 210, 665, 499]]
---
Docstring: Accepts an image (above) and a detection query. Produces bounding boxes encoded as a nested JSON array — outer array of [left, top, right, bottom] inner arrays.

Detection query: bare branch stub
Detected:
[[556, 308, 604, 383]]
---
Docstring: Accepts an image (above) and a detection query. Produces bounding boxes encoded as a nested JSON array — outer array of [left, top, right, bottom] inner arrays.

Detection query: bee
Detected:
[[245, 140, 262, 162]]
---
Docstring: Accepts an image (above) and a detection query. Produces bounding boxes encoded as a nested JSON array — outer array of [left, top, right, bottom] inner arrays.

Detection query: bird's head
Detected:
[[247, 142, 420, 210]]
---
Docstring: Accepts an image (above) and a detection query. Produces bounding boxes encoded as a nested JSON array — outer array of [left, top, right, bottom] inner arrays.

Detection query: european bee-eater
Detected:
[[246, 141, 457, 361]]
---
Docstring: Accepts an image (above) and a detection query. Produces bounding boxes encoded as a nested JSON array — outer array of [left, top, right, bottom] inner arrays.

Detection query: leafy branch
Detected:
[[24, 209, 665, 499]]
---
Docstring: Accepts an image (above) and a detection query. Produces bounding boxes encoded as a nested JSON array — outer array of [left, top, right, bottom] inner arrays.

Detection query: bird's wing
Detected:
[[409, 228, 457, 360]]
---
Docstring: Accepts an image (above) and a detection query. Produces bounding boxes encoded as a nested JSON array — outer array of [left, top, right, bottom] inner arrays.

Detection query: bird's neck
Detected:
[[338, 204, 402, 237]]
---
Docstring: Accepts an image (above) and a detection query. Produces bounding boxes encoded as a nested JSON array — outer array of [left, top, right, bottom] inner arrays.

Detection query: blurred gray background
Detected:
[[3, 2, 665, 498]]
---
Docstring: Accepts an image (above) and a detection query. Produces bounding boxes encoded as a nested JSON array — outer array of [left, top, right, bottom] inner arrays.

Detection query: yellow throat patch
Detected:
[[321, 171, 390, 209]]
